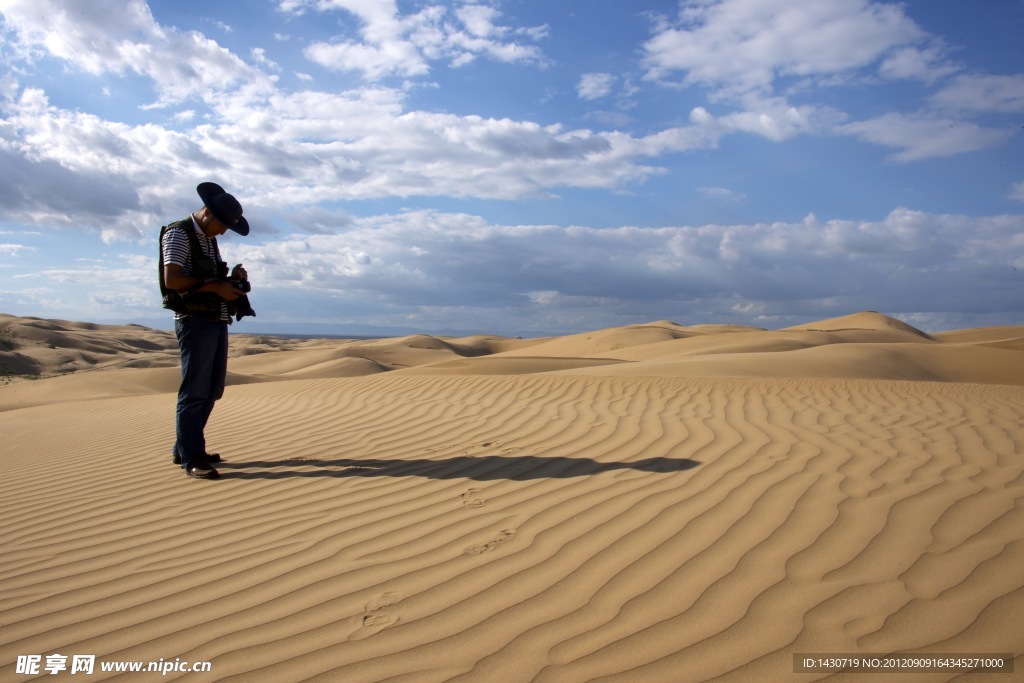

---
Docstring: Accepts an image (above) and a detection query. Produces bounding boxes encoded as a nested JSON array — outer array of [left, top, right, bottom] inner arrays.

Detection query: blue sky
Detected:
[[1, 0, 1022, 336]]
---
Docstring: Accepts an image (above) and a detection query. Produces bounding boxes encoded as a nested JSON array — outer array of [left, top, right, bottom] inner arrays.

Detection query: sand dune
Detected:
[[1, 312, 1022, 680], [784, 310, 938, 339], [0, 314, 180, 376]]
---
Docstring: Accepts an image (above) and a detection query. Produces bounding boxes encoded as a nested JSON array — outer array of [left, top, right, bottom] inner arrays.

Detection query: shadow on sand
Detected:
[[215, 454, 700, 481]]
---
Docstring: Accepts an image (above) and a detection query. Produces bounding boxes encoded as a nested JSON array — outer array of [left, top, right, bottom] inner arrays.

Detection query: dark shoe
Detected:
[[173, 452, 221, 465], [187, 465, 220, 479]]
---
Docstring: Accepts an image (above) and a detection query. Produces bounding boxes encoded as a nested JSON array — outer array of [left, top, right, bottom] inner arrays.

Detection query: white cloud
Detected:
[[3, 205, 1022, 333], [292, 0, 546, 80], [642, 0, 929, 96], [0, 0, 159, 73], [0, 0, 273, 107], [585, 110, 632, 128], [0, 88, 213, 234], [209, 207, 1023, 333], [456, 4, 502, 38], [3, 0, 1013, 233], [879, 46, 958, 84], [635, 0, 1015, 159], [697, 187, 746, 203], [840, 113, 1011, 162], [304, 39, 428, 80], [931, 73, 1024, 114], [0, 77, 732, 239], [0, 243, 32, 257], [252, 47, 280, 71], [1010, 181, 1024, 202], [693, 96, 844, 142], [577, 73, 616, 101], [0, 252, 156, 319]]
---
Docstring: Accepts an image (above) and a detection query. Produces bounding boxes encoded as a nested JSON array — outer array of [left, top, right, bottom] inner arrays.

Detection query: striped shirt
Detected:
[[161, 217, 229, 322]]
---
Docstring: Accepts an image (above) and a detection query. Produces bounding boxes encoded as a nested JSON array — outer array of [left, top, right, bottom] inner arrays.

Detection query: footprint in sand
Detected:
[[347, 613, 399, 640], [365, 591, 403, 611], [463, 528, 516, 555], [461, 488, 486, 508], [346, 591, 403, 640]]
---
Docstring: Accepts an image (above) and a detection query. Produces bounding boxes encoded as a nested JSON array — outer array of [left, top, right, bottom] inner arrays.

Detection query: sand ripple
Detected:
[[1, 374, 1022, 681]]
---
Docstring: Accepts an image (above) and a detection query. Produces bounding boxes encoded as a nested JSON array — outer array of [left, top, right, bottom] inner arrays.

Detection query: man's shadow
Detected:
[[217, 454, 700, 481]]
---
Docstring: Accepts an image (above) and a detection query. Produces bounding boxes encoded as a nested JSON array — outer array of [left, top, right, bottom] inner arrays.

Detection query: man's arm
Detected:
[[163, 264, 243, 301]]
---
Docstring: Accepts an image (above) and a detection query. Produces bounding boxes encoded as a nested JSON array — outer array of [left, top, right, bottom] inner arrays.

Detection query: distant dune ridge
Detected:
[[3, 311, 1023, 402], [1, 311, 1022, 680]]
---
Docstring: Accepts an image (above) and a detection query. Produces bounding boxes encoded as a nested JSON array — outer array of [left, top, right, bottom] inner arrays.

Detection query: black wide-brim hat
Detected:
[[197, 182, 250, 236]]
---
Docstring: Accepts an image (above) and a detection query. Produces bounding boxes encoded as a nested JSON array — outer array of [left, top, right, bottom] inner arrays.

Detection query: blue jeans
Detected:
[[173, 316, 228, 470]]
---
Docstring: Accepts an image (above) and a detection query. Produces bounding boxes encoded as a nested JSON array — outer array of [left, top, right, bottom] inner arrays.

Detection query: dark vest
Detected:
[[158, 218, 227, 322]]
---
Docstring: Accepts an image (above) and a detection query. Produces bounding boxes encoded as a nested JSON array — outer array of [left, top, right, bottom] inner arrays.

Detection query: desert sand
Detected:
[[1, 311, 1021, 681]]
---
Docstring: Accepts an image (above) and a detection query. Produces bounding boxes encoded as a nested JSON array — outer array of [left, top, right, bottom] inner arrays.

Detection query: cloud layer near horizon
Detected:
[[9, 208, 1019, 335]]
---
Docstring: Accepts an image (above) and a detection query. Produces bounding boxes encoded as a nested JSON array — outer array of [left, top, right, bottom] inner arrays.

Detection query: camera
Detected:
[[228, 278, 251, 294], [231, 290, 256, 320], [218, 262, 255, 320]]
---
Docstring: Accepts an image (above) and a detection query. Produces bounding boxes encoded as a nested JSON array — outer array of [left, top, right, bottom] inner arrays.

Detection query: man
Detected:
[[160, 182, 251, 479]]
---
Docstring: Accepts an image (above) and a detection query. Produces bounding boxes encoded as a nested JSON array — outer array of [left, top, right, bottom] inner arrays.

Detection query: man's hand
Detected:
[[164, 264, 243, 301], [231, 263, 248, 281], [215, 281, 244, 301]]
